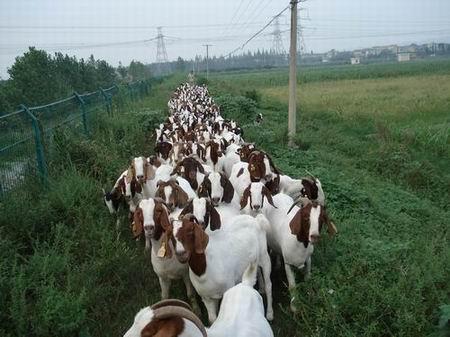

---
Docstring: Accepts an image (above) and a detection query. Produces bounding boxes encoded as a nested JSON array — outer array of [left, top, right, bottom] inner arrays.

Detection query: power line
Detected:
[[224, 4, 291, 58], [226, 0, 258, 38], [220, 0, 246, 38]]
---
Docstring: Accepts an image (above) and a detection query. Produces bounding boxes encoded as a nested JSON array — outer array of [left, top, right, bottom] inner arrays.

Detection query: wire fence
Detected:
[[0, 80, 152, 198]]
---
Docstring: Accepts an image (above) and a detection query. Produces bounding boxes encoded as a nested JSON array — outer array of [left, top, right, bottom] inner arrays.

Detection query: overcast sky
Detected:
[[1, 0, 450, 78]]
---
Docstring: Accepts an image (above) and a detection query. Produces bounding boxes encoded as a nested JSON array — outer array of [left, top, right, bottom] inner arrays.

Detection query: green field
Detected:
[[0, 60, 449, 337]]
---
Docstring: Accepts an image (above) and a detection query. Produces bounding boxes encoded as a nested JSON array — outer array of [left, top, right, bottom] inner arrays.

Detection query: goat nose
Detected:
[[212, 197, 220, 204], [144, 224, 154, 232], [253, 205, 261, 210], [310, 234, 320, 243]]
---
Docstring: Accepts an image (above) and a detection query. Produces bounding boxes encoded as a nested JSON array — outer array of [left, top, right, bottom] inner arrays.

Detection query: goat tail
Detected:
[[242, 261, 258, 287], [255, 214, 270, 234]]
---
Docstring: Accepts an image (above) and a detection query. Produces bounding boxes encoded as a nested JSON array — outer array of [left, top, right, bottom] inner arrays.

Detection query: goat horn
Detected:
[[151, 299, 192, 312], [304, 169, 317, 180], [101, 188, 106, 195], [152, 306, 207, 337]]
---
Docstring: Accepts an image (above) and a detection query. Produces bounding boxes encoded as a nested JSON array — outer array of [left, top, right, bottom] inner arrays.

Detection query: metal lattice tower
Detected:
[[298, 25, 307, 55], [156, 27, 169, 75], [271, 17, 285, 55]]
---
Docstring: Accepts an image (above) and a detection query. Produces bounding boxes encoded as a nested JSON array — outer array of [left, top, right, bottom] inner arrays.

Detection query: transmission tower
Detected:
[[271, 17, 286, 55], [298, 25, 307, 55], [156, 27, 169, 75]]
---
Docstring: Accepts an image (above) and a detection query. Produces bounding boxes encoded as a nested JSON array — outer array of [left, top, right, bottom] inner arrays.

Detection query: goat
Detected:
[[262, 193, 337, 311], [279, 175, 326, 206], [133, 199, 199, 313], [124, 264, 273, 337], [173, 214, 273, 323]]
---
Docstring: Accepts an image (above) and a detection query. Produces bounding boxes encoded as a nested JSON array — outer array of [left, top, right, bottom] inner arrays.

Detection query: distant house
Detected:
[[397, 52, 411, 62], [351, 57, 361, 65]]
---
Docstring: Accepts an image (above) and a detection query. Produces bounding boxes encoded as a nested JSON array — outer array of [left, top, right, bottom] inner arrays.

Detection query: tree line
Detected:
[[0, 48, 151, 114]]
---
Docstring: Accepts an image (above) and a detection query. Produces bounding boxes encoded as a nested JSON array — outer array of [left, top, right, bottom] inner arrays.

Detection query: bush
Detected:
[[243, 89, 261, 107], [215, 94, 257, 124]]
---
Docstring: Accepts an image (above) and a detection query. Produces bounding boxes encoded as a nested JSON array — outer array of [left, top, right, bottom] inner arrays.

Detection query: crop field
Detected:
[[1, 60, 449, 337]]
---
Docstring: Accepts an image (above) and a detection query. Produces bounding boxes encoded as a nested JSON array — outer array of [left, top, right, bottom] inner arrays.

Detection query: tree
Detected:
[[128, 60, 151, 81], [176, 57, 186, 72]]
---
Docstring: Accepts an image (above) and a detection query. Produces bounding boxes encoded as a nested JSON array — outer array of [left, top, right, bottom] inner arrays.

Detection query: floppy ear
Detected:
[[145, 161, 155, 181], [195, 160, 205, 173], [197, 178, 210, 198], [175, 185, 189, 208], [179, 200, 194, 219], [328, 220, 338, 236], [132, 207, 143, 239], [155, 184, 164, 200], [134, 180, 142, 194], [266, 153, 281, 175], [289, 207, 311, 248], [262, 186, 277, 208], [240, 186, 251, 210], [207, 202, 221, 231], [322, 208, 338, 236], [170, 162, 182, 176], [193, 224, 209, 254], [118, 177, 126, 194], [289, 209, 309, 248], [221, 174, 234, 203], [158, 205, 171, 232]]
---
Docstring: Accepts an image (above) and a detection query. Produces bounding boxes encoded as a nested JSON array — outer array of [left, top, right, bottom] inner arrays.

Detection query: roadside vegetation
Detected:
[[0, 60, 449, 337]]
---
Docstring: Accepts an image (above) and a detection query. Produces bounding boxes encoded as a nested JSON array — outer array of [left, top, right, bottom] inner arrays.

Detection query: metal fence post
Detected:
[[100, 88, 112, 115], [74, 92, 89, 136], [20, 104, 48, 184]]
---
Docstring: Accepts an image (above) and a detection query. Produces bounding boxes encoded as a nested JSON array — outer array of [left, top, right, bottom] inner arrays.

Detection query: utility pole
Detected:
[[288, 0, 298, 147], [203, 44, 212, 80]]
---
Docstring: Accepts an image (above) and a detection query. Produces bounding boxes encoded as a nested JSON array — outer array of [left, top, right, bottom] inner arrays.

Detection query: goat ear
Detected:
[[170, 162, 182, 176], [176, 186, 189, 208], [289, 208, 310, 248], [328, 220, 338, 237], [132, 207, 143, 239], [158, 206, 171, 232], [196, 161, 205, 173], [262, 186, 277, 208], [208, 202, 221, 231], [240, 186, 251, 210], [197, 179, 209, 198], [145, 162, 155, 181], [322, 209, 337, 236], [135, 181, 142, 194], [193, 224, 209, 254], [179, 200, 193, 219], [221, 174, 234, 203]]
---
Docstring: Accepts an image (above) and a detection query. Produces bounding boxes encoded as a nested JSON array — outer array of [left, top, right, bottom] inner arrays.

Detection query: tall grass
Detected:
[[0, 74, 185, 337], [207, 62, 450, 336]]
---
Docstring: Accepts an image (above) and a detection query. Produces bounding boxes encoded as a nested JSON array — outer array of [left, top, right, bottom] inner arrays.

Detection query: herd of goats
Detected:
[[102, 83, 337, 337]]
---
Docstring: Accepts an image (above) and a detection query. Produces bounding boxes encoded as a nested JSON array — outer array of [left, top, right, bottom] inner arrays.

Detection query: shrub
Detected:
[[215, 94, 257, 124]]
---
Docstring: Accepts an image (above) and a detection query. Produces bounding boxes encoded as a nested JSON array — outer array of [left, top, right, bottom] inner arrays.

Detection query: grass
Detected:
[[1, 63, 449, 337], [207, 61, 450, 336]]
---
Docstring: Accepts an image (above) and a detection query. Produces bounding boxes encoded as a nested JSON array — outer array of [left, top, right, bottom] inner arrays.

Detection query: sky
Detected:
[[1, 0, 450, 78]]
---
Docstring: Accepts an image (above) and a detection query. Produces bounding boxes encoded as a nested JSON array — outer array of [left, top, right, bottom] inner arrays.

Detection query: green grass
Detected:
[[207, 62, 450, 336], [1, 64, 449, 337]]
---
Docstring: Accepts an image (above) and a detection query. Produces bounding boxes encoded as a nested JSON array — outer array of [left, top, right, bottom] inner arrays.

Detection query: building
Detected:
[[351, 57, 361, 65], [397, 52, 411, 62]]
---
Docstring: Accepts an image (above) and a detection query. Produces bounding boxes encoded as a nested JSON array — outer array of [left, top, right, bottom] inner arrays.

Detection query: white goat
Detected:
[[262, 193, 337, 311], [133, 199, 199, 312], [173, 214, 273, 323]]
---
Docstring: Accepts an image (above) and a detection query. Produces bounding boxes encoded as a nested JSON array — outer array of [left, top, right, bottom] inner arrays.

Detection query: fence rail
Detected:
[[0, 80, 152, 197]]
